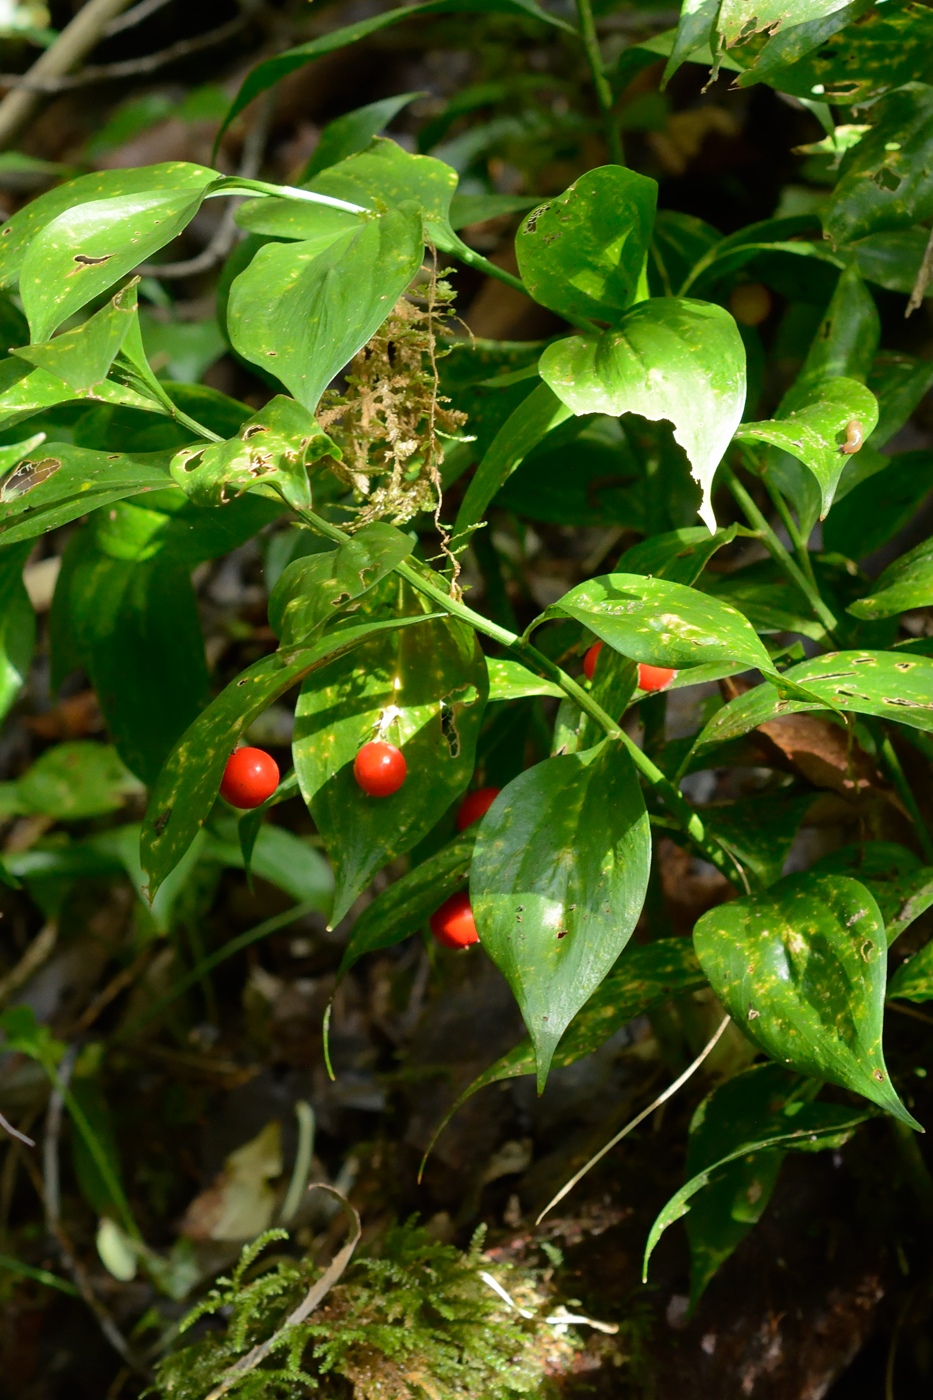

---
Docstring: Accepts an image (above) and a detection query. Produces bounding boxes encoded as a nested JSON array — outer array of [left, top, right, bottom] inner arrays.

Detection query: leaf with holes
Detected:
[[824, 84, 933, 246], [293, 589, 487, 925], [0, 443, 174, 546], [471, 739, 651, 1089], [693, 871, 920, 1126], [539, 299, 746, 531], [515, 166, 657, 325], [170, 396, 337, 511], [227, 206, 423, 413]]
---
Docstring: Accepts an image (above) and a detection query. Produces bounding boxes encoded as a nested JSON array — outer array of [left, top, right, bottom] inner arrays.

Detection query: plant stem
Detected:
[[762, 473, 822, 595], [879, 731, 933, 863], [296, 508, 739, 884], [447, 241, 600, 334], [575, 0, 623, 165], [722, 462, 839, 637]]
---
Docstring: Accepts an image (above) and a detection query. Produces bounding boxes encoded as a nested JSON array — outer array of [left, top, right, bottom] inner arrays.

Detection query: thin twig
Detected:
[[0, 920, 57, 1009], [139, 88, 273, 278], [205, 1185, 362, 1400], [535, 1015, 732, 1224], [103, 0, 175, 37], [0, 1110, 34, 1148], [906, 225, 933, 317], [0, 0, 134, 149]]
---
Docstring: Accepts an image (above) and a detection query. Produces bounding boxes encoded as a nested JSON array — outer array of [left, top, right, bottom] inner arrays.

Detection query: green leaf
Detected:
[[20, 186, 213, 342], [644, 1071, 869, 1286], [12, 279, 139, 391], [701, 557, 826, 642], [268, 521, 414, 647], [0, 541, 34, 725], [737, 377, 878, 520], [227, 206, 424, 412], [449, 192, 539, 227], [0, 162, 214, 291], [0, 742, 142, 821], [539, 299, 746, 531], [170, 396, 336, 512], [452, 381, 572, 543], [700, 790, 815, 888], [812, 841, 933, 944], [471, 739, 651, 1089], [339, 833, 476, 976], [515, 166, 658, 325], [0, 442, 174, 547], [889, 938, 933, 1003], [293, 596, 488, 925], [202, 822, 334, 914], [692, 651, 933, 757], [825, 84, 933, 246], [486, 658, 564, 702], [217, 1, 575, 145], [141, 615, 438, 896], [693, 871, 919, 1126], [302, 93, 425, 180], [848, 536, 933, 620], [305, 139, 457, 249], [616, 524, 742, 585], [824, 450, 933, 560], [425, 937, 705, 1159], [855, 228, 933, 298], [537, 572, 773, 674]]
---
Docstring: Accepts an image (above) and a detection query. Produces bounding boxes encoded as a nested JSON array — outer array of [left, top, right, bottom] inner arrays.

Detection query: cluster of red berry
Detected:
[[583, 642, 675, 693]]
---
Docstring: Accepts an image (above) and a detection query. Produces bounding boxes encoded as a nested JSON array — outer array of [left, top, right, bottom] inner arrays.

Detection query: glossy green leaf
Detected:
[[234, 194, 359, 245], [471, 739, 651, 1089], [684, 1065, 806, 1306], [0, 443, 174, 546], [617, 524, 742, 585], [679, 217, 839, 301], [539, 298, 746, 532], [889, 939, 933, 1003], [302, 93, 425, 180], [20, 187, 213, 343], [0, 742, 142, 821], [170, 396, 336, 511], [425, 937, 705, 1160], [515, 166, 658, 325], [825, 84, 933, 246], [306, 140, 457, 247], [141, 615, 438, 896], [228, 206, 423, 412], [0, 541, 34, 725], [486, 658, 564, 702], [848, 536, 933, 620], [294, 595, 487, 925], [339, 834, 476, 976], [452, 381, 571, 543], [693, 871, 919, 1125], [737, 377, 878, 520], [701, 790, 814, 888], [702, 557, 827, 642], [644, 1076, 869, 1284], [869, 353, 933, 451], [812, 842, 933, 945], [218, 1, 574, 144], [855, 228, 933, 298], [0, 162, 214, 291], [693, 651, 933, 759], [13, 280, 139, 392], [269, 521, 413, 647], [538, 572, 773, 674], [825, 450, 933, 561], [202, 822, 334, 914]]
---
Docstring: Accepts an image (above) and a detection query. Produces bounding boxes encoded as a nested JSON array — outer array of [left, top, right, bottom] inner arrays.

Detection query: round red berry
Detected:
[[583, 641, 603, 681], [353, 740, 407, 797], [430, 890, 479, 949], [638, 664, 676, 693], [220, 747, 280, 809], [456, 786, 500, 832]]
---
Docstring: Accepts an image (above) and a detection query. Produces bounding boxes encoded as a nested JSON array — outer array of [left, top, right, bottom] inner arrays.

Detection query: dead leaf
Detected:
[[180, 1121, 282, 1242]]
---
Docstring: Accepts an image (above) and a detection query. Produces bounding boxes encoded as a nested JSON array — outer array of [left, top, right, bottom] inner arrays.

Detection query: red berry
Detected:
[[638, 664, 676, 693], [220, 747, 280, 809], [456, 786, 500, 832], [430, 890, 479, 949], [353, 740, 407, 797], [583, 641, 603, 681]]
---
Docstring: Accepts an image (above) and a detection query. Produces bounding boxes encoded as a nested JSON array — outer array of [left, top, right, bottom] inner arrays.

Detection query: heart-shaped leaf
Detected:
[[471, 739, 651, 1089], [693, 871, 920, 1126], [515, 166, 658, 325], [227, 206, 424, 412], [536, 572, 773, 674], [736, 376, 879, 520], [293, 594, 487, 925], [539, 298, 746, 531]]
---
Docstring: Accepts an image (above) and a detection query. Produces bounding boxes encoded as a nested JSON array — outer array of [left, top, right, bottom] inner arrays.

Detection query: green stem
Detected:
[[297, 508, 738, 885], [880, 731, 933, 863], [449, 241, 599, 334], [723, 463, 839, 637], [575, 0, 623, 165], [762, 473, 821, 594]]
